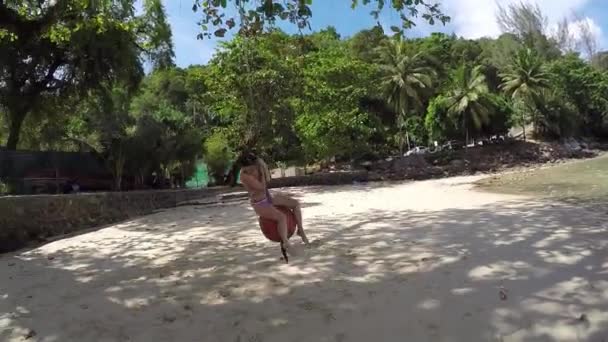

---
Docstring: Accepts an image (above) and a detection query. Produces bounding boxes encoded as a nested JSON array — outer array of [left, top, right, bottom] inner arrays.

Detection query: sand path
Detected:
[[2, 176, 608, 341]]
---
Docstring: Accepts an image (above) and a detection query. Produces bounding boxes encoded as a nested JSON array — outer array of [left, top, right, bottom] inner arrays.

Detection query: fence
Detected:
[[0, 149, 112, 194]]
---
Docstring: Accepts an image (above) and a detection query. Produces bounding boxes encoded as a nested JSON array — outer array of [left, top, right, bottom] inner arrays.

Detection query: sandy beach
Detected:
[[2, 176, 607, 342]]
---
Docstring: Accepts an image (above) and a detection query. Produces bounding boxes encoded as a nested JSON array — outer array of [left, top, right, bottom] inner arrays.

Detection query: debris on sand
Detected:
[[499, 287, 508, 301], [24, 329, 36, 340]]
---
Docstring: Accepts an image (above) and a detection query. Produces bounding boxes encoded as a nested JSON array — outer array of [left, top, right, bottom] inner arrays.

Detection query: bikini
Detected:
[[251, 188, 273, 207]]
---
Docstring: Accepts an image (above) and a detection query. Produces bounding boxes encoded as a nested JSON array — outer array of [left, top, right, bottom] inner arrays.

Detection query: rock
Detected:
[[450, 159, 465, 168], [162, 313, 176, 323], [392, 155, 429, 172]]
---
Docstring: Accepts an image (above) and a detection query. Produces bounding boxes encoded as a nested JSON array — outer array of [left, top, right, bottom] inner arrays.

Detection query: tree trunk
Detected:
[[464, 115, 469, 149], [227, 162, 240, 187], [522, 123, 527, 142], [5, 110, 26, 150], [111, 148, 126, 191]]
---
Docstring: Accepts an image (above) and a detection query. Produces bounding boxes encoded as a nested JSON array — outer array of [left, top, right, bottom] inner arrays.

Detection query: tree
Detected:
[[591, 51, 608, 71], [572, 13, 598, 60], [481, 94, 512, 138], [548, 54, 608, 138], [444, 64, 492, 145], [425, 95, 455, 144], [500, 48, 550, 140], [531, 89, 579, 139], [79, 83, 137, 191], [0, 0, 173, 150], [140, 0, 176, 70], [208, 31, 302, 160], [378, 38, 436, 153], [479, 33, 522, 71], [295, 40, 378, 161], [130, 67, 205, 187], [495, 2, 560, 61], [348, 26, 388, 62]]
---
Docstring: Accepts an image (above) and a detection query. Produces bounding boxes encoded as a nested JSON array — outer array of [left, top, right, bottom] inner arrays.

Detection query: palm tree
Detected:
[[445, 64, 492, 146], [378, 38, 436, 154], [500, 48, 550, 140]]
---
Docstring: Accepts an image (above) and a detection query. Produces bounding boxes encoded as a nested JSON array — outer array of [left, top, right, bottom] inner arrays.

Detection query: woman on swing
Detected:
[[238, 152, 310, 252]]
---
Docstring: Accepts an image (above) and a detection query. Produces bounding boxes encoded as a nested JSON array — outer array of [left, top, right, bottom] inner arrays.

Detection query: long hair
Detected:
[[256, 158, 271, 183]]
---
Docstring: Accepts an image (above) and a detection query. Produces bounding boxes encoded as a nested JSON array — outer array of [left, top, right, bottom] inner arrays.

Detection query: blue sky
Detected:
[[163, 0, 608, 67]]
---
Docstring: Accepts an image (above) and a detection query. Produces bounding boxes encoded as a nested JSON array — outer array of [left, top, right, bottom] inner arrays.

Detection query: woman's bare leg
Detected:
[[272, 193, 309, 245], [254, 205, 291, 249]]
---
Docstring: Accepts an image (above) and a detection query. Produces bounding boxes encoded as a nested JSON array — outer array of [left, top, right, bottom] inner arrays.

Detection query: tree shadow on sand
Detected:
[[1, 190, 608, 342]]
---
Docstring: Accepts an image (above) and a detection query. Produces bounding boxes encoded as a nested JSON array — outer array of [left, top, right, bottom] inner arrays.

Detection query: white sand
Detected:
[[2, 176, 608, 342]]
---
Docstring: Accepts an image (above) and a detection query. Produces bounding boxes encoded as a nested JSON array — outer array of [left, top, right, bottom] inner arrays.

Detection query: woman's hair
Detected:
[[256, 158, 271, 183], [236, 152, 258, 167], [237, 151, 271, 182]]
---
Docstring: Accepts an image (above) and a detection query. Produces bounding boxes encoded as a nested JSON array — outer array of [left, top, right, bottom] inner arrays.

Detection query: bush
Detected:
[[482, 94, 512, 137], [425, 95, 459, 144], [0, 180, 8, 195], [532, 91, 580, 139], [204, 130, 234, 185]]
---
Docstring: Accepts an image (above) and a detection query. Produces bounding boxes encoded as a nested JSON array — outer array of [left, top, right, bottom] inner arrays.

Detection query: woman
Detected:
[[238, 152, 309, 252]]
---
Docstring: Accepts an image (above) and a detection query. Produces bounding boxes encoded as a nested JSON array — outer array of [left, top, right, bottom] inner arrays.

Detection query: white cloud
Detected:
[[440, 0, 593, 39], [567, 17, 602, 42]]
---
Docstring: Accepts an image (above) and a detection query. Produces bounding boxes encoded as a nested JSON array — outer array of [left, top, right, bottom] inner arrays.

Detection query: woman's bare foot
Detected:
[[298, 228, 310, 245]]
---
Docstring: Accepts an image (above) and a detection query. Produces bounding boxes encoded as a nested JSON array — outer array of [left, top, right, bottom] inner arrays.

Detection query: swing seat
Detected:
[[258, 206, 297, 242]]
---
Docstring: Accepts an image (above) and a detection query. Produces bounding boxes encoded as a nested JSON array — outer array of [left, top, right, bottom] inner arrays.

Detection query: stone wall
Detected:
[[0, 187, 225, 253], [269, 171, 371, 188]]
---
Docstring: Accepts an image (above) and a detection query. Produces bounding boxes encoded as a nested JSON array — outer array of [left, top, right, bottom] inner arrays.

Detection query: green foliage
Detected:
[[548, 54, 608, 137], [425, 95, 458, 144], [404, 116, 426, 146], [208, 31, 302, 159], [193, 0, 449, 39], [482, 94, 512, 137], [0, 0, 173, 150], [500, 48, 550, 140], [500, 49, 550, 100], [445, 64, 492, 143], [378, 37, 437, 152], [532, 90, 579, 139], [349, 26, 388, 62], [204, 129, 234, 184], [295, 42, 378, 161]]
